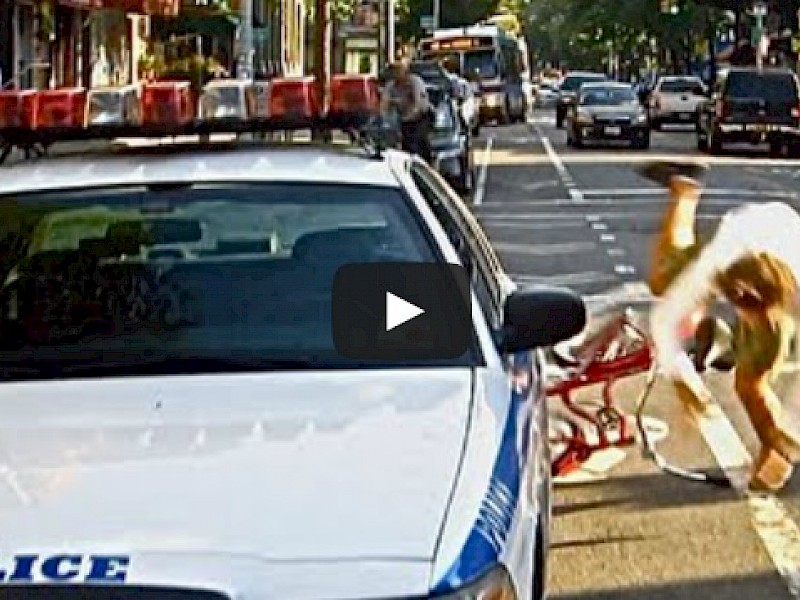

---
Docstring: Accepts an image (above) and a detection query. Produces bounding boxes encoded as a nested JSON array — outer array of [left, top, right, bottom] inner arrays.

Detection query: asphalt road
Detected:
[[473, 110, 800, 600]]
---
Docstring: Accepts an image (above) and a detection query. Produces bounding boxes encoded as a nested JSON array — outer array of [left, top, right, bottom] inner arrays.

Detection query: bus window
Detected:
[[464, 50, 499, 81]]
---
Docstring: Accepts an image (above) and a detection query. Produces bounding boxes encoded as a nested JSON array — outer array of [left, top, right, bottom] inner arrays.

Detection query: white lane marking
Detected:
[[613, 265, 636, 275], [473, 196, 754, 207], [521, 180, 562, 191], [477, 212, 719, 221], [692, 405, 800, 598], [534, 124, 584, 202], [493, 241, 596, 256], [581, 188, 800, 199], [481, 222, 587, 230], [600, 234, 617, 242], [511, 271, 619, 286], [607, 248, 626, 257], [474, 137, 494, 207]]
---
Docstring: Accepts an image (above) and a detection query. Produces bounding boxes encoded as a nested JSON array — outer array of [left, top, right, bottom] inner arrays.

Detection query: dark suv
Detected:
[[697, 67, 800, 155], [556, 71, 607, 128]]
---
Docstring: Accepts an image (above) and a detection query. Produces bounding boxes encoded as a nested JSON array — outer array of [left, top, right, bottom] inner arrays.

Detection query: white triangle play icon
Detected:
[[386, 292, 425, 332]]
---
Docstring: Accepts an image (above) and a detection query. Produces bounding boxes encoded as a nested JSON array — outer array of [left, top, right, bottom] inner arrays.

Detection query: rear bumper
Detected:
[[717, 122, 800, 142], [576, 124, 649, 140], [652, 110, 698, 122]]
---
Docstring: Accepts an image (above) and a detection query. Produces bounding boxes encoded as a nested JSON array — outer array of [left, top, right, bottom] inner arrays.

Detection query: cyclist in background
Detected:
[[641, 161, 800, 492]]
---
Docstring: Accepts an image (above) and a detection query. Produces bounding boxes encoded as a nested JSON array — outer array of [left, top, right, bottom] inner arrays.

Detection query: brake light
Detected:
[[0, 90, 38, 129], [142, 81, 194, 127], [37, 88, 86, 129], [715, 99, 729, 119], [330, 74, 379, 116], [268, 77, 320, 119], [792, 104, 800, 119]]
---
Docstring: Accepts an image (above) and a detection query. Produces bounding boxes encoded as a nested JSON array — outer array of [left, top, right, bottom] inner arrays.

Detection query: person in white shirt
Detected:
[[642, 161, 800, 491], [381, 61, 433, 163]]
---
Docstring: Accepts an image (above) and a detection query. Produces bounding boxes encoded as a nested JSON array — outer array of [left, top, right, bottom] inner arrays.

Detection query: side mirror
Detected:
[[500, 286, 586, 353]]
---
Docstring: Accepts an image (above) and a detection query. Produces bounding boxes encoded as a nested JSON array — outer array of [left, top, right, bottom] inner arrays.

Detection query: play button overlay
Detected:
[[386, 292, 425, 331], [332, 263, 471, 361]]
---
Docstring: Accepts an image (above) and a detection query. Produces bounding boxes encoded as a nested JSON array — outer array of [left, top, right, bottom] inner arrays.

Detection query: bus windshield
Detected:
[[464, 50, 499, 80]]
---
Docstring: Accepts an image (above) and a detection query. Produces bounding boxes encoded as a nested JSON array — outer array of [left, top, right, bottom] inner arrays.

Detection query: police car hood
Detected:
[[0, 370, 474, 596]]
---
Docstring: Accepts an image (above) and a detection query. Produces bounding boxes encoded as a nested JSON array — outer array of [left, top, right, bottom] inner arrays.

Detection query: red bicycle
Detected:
[[546, 305, 729, 486]]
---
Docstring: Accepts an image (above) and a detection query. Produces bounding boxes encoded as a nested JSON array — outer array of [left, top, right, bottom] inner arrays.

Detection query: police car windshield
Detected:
[[0, 183, 479, 380]]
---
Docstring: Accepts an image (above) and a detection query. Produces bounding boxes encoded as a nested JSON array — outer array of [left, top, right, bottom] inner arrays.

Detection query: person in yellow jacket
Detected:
[[641, 161, 800, 491]]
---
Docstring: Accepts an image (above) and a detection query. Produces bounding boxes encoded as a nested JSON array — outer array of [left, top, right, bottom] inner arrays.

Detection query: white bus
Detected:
[[418, 25, 528, 125]]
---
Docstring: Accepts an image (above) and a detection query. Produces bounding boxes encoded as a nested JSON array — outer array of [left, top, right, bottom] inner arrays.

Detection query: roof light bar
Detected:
[[0, 75, 383, 165]]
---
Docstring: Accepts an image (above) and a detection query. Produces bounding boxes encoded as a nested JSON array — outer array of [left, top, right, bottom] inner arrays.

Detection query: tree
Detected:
[[395, 0, 501, 43]]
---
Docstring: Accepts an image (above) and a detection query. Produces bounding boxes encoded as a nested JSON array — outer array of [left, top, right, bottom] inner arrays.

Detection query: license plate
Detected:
[[679, 113, 692, 120], [747, 123, 768, 132], [604, 126, 622, 136]]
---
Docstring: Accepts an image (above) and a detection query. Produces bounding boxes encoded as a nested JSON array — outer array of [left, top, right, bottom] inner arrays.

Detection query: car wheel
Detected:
[[556, 108, 564, 129], [455, 157, 474, 195], [697, 132, 708, 152], [471, 122, 481, 137], [770, 140, 785, 157], [572, 133, 583, 149], [651, 118, 662, 131], [633, 135, 650, 150], [709, 127, 723, 155]]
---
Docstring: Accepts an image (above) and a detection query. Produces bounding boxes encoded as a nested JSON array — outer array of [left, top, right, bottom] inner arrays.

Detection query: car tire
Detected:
[[471, 123, 481, 137], [770, 140, 785, 157], [709, 127, 723, 155], [633, 135, 650, 150], [697, 132, 708, 152], [572, 134, 583, 149], [651, 118, 662, 131], [556, 108, 565, 129], [455, 158, 474, 195]]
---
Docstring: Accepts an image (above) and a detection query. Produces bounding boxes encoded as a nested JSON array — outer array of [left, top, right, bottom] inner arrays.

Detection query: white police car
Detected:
[[0, 140, 584, 599]]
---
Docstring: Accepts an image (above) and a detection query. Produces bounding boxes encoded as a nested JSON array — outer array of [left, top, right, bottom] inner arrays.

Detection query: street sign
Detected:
[[420, 15, 434, 30]]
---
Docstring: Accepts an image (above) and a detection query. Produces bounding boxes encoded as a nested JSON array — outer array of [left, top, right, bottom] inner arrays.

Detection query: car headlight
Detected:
[[634, 111, 648, 124], [429, 566, 517, 600], [575, 111, 593, 125]]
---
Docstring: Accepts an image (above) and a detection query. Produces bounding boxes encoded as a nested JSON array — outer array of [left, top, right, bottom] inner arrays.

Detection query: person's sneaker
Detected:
[[637, 161, 709, 187]]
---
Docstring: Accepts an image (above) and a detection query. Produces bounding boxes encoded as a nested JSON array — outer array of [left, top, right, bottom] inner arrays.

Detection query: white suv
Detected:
[[648, 76, 707, 130]]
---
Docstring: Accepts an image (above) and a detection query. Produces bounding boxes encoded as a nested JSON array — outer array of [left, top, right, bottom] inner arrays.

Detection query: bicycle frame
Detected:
[[547, 309, 654, 475]]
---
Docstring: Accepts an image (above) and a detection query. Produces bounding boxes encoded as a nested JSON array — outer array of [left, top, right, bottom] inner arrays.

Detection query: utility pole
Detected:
[[388, 0, 396, 64], [313, 0, 331, 138], [239, 0, 254, 78], [433, 0, 440, 30]]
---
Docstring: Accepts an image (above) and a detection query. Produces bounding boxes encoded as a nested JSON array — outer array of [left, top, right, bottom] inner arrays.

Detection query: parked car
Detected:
[[449, 74, 482, 136], [535, 82, 560, 108], [648, 75, 707, 130], [556, 71, 608, 128], [697, 67, 800, 155], [427, 84, 475, 194], [566, 82, 650, 149]]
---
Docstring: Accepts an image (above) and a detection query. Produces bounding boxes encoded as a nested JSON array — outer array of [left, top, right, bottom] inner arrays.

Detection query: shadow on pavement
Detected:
[[549, 572, 792, 600]]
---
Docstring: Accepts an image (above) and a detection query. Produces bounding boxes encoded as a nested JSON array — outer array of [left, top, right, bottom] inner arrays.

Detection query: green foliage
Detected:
[[522, 0, 728, 72]]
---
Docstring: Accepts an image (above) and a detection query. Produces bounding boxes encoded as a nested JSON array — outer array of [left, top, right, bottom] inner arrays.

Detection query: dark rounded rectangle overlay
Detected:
[[332, 263, 472, 361]]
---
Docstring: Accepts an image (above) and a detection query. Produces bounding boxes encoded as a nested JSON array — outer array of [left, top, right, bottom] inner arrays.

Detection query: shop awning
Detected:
[[160, 8, 239, 34]]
